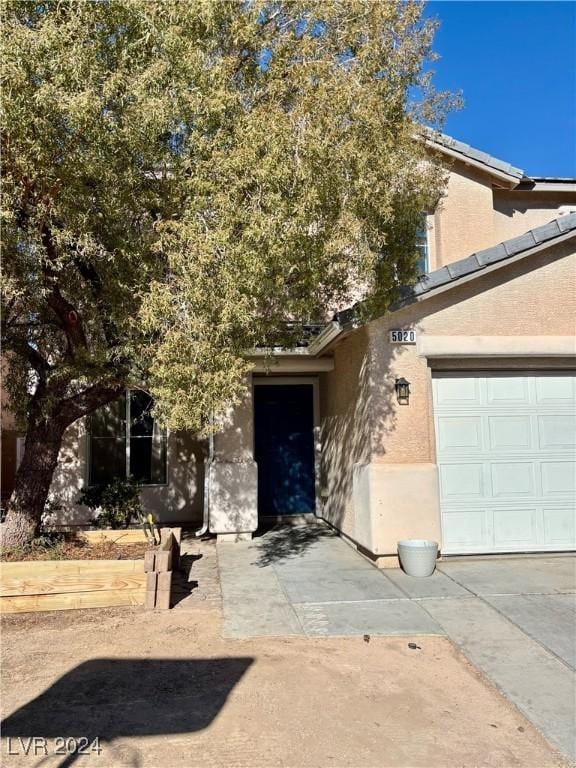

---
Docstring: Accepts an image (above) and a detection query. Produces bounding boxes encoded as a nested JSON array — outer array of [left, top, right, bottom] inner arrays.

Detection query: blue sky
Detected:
[[424, 1, 576, 177]]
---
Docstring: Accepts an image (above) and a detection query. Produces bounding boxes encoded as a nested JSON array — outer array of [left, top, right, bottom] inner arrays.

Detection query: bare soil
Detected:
[[0, 603, 569, 768]]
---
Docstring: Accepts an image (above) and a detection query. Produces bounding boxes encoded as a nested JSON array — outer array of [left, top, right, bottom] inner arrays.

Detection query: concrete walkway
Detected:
[[217, 522, 576, 760]]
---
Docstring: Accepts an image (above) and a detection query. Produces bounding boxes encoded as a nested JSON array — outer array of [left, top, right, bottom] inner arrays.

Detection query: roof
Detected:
[[514, 178, 576, 193], [424, 129, 525, 182], [400, 212, 576, 304], [530, 177, 576, 183]]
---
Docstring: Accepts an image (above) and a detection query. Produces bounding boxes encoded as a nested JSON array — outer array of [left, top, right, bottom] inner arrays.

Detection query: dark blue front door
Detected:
[[254, 384, 315, 516]]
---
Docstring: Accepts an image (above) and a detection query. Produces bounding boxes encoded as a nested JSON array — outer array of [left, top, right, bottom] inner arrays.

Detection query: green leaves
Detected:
[[2, 0, 453, 433], [78, 477, 141, 530]]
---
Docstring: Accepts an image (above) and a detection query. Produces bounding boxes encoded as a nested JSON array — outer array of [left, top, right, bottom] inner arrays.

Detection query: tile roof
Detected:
[[402, 213, 576, 302], [425, 129, 525, 180]]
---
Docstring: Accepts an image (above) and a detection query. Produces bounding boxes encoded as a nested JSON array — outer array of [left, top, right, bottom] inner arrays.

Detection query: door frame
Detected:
[[252, 376, 321, 518]]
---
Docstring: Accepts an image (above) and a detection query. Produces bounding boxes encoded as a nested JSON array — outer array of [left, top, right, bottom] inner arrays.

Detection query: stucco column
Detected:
[[352, 462, 441, 562], [350, 324, 442, 564], [209, 377, 258, 540]]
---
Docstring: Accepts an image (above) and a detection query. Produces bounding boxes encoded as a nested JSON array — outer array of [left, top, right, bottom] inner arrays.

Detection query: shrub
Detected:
[[78, 477, 141, 530]]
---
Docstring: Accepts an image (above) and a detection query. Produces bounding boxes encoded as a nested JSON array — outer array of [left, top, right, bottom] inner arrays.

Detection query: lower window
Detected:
[[88, 391, 167, 486]]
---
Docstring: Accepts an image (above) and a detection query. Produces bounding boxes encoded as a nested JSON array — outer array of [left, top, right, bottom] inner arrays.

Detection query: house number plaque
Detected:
[[389, 328, 417, 344]]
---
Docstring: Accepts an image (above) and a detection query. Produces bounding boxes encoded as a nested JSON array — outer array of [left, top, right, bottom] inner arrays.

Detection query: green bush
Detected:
[[78, 477, 141, 529]]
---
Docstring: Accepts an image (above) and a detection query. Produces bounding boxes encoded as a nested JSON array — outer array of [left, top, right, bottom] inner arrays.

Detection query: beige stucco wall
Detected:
[[429, 160, 576, 270], [492, 190, 576, 244], [6, 375, 256, 534], [370, 241, 576, 463], [210, 379, 258, 536], [322, 241, 576, 557], [429, 164, 497, 269], [319, 326, 371, 539], [47, 422, 205, 528]]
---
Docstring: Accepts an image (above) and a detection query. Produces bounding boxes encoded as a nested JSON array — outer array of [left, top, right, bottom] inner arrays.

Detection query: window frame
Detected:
[[415, 213, 430, 276], [86, 390, 169, 488]]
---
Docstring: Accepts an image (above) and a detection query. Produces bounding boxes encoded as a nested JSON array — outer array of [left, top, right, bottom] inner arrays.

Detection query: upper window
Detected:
[[88, 391, 167, 486], [416, 215, 429, 275]]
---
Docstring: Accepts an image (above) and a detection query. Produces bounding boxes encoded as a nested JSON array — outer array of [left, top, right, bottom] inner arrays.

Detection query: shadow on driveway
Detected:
[[252, 522, 336, 567]]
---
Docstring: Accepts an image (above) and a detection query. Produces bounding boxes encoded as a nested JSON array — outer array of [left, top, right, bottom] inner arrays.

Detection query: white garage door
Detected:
[[433, 372, 576, 555]]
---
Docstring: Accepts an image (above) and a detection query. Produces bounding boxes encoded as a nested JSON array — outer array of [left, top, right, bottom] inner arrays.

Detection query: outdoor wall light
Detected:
[[395, 377, 411, 405]]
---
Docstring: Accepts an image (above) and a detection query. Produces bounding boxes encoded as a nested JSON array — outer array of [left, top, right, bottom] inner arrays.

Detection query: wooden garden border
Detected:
[[0, 527, 182, 614], [80, 529, 148, 544], [0, 558, 145, 613]]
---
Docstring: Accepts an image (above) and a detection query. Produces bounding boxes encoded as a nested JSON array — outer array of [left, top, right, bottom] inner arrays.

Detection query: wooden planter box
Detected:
[[0, 559, 145, 614], [80, 529, 149, 544], [0, 527, 182, 614]]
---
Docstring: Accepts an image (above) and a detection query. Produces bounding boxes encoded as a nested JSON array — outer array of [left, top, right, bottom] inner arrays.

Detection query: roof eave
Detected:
[[247, 314, 360, 360], [513, 181, 576, 193], [401, 228, 576, 309], [424, 137, 522, 189]]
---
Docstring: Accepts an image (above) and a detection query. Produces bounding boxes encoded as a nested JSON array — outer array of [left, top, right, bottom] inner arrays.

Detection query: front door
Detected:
[[254, 384, 316, 517]]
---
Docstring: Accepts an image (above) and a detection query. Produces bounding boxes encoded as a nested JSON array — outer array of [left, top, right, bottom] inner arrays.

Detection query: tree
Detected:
[[1, 0, 453, 548]]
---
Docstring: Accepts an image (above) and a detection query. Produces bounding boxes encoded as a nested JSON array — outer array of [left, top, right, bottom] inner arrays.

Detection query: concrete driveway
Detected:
[[217, 523, 576, 760]]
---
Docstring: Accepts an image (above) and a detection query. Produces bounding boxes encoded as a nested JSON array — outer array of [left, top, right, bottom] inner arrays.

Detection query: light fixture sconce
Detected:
[[395, 377, 411, 405]]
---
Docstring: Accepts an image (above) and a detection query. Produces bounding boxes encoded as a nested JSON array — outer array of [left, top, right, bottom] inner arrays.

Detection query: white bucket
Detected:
[[398, 539, 439, 577]]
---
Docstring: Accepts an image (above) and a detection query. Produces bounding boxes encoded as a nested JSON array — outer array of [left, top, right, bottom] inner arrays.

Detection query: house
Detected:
[[3, 132, 576, 563]]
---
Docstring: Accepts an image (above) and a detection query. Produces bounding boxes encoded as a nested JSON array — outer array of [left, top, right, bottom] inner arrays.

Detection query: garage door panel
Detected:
[[434, 376, 480, 406], [541, 461, 576, 496], [442, 509, 489, 552], [489, 416, 532, 450], [487, 376, 530, 404], [538, 415, 576, 449], [440, 464, 484, 498], [437, 417, 483, 451], [543, 508, 576, 548], [434, 372, 576, 555], [490, 462, 534, 497], [536, 376, 575, 402], [493, 507, 538, 548]]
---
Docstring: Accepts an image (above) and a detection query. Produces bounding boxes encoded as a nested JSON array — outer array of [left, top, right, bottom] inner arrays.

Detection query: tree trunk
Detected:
[[1, 383, 124, 550], [1, 420, 66, 549]]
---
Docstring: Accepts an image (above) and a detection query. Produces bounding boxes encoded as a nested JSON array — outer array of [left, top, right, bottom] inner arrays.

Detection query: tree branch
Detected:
[[57, 382, 125, 427], [2, 334, 51, 377], [72, 256, 119, 348], [40, 222, 88, 352]]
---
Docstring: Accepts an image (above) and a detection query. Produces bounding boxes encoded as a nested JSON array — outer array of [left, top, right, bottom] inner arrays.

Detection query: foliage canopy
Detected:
[[2, 0, 453, 435]]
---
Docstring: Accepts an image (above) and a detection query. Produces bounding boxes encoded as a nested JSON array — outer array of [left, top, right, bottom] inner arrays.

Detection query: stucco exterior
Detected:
[[35, 238, 575, 541], [319, 326, 371, 539], [492, 189, 576, 244], [429, 163, 497, 268], [44, 421, 206, 528], [2, 133, 575, 556], [427, 157, 576, 270], [209, 380, 258, 538], [317, 240, 576, 561]]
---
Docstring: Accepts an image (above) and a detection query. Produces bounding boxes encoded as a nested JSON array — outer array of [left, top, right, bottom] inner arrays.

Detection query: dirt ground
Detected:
[[0, 603, 569, 768]]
